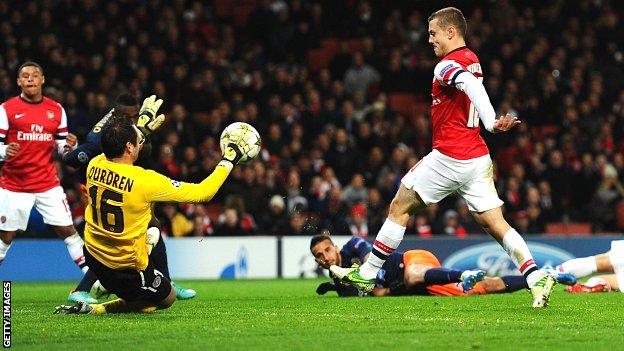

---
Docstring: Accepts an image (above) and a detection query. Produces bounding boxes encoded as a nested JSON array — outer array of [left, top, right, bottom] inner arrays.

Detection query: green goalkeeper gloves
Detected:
[[137, 95, 165, 137]]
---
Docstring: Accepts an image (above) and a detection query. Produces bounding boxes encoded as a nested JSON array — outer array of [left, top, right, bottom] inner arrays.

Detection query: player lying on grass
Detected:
[[555, 240, 623, 293], [311, 233, 576, 297], [63, 94, 195, 304], [54, 103, 252, 314]]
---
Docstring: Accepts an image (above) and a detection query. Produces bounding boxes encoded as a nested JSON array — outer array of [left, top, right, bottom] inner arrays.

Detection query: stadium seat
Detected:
[[388, 93, 426, 122], [532, 125, 560, 139], [347, 39, 363, 52], [615, 201, 624, 230], [213, 0, 234, 18], [321, 38, 339, 56], [205, 203, 225, 222], [307, 48, 334, 71], [545, 222, 592, 235], [232, 2, 257, 27]]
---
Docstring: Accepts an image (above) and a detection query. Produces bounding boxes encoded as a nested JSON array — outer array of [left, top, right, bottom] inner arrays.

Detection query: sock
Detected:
[[0, 240, 11, 265], [501, 275, 529, 292], [359, 218, 406, 280], [75, 269, 99, 292], [501, 228, 539, 287], [150, 231, 171, 280], [424, 268, 463, 285], [556, 257, 597, 278], [64, 232, 88, 273]]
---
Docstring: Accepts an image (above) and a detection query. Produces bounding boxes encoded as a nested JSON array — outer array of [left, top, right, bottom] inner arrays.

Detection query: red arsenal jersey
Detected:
[[431, 47, 489, 160], [0, 96, 68, 192]]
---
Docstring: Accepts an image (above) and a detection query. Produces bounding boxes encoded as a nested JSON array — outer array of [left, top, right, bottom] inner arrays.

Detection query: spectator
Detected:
[[259, 195, 289, 235], [343, 52, 380, 97], [348, 203, 368, 238], [341, 173, 368, 207], [2, 0, 619, 236]]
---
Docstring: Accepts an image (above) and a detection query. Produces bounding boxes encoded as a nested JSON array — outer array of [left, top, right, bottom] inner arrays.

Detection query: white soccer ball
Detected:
[[220, 122, 261, 163]]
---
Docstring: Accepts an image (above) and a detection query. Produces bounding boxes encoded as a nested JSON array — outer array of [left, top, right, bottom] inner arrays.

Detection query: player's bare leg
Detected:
[[54, 225, 88, 273], [0, 230, 16, 265], [359, 185, 424, 278], [331, 186, 424, 291], [555, 252, 611, 278], [472, 207, 556, 307]]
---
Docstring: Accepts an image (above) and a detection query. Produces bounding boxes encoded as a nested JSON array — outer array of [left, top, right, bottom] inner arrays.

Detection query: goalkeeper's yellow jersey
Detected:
[[84, 154, 232, 270]]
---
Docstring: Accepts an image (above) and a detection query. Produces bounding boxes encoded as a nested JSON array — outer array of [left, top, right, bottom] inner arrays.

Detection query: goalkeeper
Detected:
[[56, 104, 250, 314], [61, 94, 194, 305]]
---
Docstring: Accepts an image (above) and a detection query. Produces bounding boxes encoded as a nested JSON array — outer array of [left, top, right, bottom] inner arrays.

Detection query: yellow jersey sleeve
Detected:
[[141, 161, 233, 203]]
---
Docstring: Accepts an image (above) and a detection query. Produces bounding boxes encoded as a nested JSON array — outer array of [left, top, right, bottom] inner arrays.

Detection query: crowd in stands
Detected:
[[1, 0, 624, 237]]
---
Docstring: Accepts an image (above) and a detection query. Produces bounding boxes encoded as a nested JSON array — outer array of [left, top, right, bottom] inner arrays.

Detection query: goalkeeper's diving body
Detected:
[[63, 94, 195, 304], [55, 99, 250, 314]]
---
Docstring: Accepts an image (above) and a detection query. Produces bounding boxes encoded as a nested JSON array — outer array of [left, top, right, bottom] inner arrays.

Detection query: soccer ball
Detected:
[[219, 122, 261, 163]]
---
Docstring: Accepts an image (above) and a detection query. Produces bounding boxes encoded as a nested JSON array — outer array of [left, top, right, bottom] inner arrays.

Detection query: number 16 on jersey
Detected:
[[88, 185, 125, 233]]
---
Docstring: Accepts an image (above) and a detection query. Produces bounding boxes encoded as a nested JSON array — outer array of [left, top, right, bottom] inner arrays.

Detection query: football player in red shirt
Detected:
[[0, 62, 86, 275], [332, 7, 557, 308]]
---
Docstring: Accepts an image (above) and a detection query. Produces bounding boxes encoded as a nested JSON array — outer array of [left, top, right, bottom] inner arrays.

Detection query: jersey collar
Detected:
[[19, 94, 43, 104], [442, 46, 467, 60]]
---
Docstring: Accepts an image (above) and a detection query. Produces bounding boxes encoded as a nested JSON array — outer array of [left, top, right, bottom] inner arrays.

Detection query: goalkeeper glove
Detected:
[[221, 143, 244, 165], [316, 282, 337, 295], [137, 95, 165, 137]]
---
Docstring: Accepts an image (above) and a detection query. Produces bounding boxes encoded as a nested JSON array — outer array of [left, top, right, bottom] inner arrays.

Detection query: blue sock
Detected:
[[501, 276, 528, 292], [424, 268, 463, 285]]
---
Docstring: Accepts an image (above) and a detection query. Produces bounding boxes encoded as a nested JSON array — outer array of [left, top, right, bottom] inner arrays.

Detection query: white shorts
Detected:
[[401, 149, 504, 212], [610, 240, 624, 292], [0, 186, 73, 231]]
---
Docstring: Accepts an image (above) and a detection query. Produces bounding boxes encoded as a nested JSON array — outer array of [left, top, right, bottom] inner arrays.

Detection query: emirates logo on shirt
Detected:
[[17, 124, 53, 141]]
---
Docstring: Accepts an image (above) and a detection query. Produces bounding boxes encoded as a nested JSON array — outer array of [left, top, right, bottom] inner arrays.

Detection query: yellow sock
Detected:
[[138, 306, 157, 313], [92, 298, 158, 313], [101, 299, 127, 313], [90, 304, 106, 314]]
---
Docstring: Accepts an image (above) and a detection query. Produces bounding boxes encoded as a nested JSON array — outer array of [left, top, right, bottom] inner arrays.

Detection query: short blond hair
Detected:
[[428, 7, 467, 38]]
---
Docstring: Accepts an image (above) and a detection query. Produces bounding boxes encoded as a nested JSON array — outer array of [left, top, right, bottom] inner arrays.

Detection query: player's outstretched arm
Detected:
[[63, 140, 101, 167], [144, 144, 244, 204]]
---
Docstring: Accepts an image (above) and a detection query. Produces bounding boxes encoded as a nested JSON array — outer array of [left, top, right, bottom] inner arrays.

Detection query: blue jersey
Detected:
[[63, 111, 110, 184], [331, 237, 404, 296], [375, 252, 405, 289], [63, 110, 152, 183]]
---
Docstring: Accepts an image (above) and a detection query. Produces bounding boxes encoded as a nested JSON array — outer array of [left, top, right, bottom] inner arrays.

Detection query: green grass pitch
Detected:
[[12, 279, 624, 350]]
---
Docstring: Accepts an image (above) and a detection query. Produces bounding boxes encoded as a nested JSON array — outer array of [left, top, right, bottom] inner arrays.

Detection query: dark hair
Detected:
[[309, 230, 333, 250], [17, 61, 44, 76], [112, 93, 139, 120], [101, 115, 138, 159], [428, 7, 467, 38], [114, 93, 139, 110]]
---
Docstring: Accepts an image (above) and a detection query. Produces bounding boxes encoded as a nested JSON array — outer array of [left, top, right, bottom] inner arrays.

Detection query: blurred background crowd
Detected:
[[1, 0, 623, 237]]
